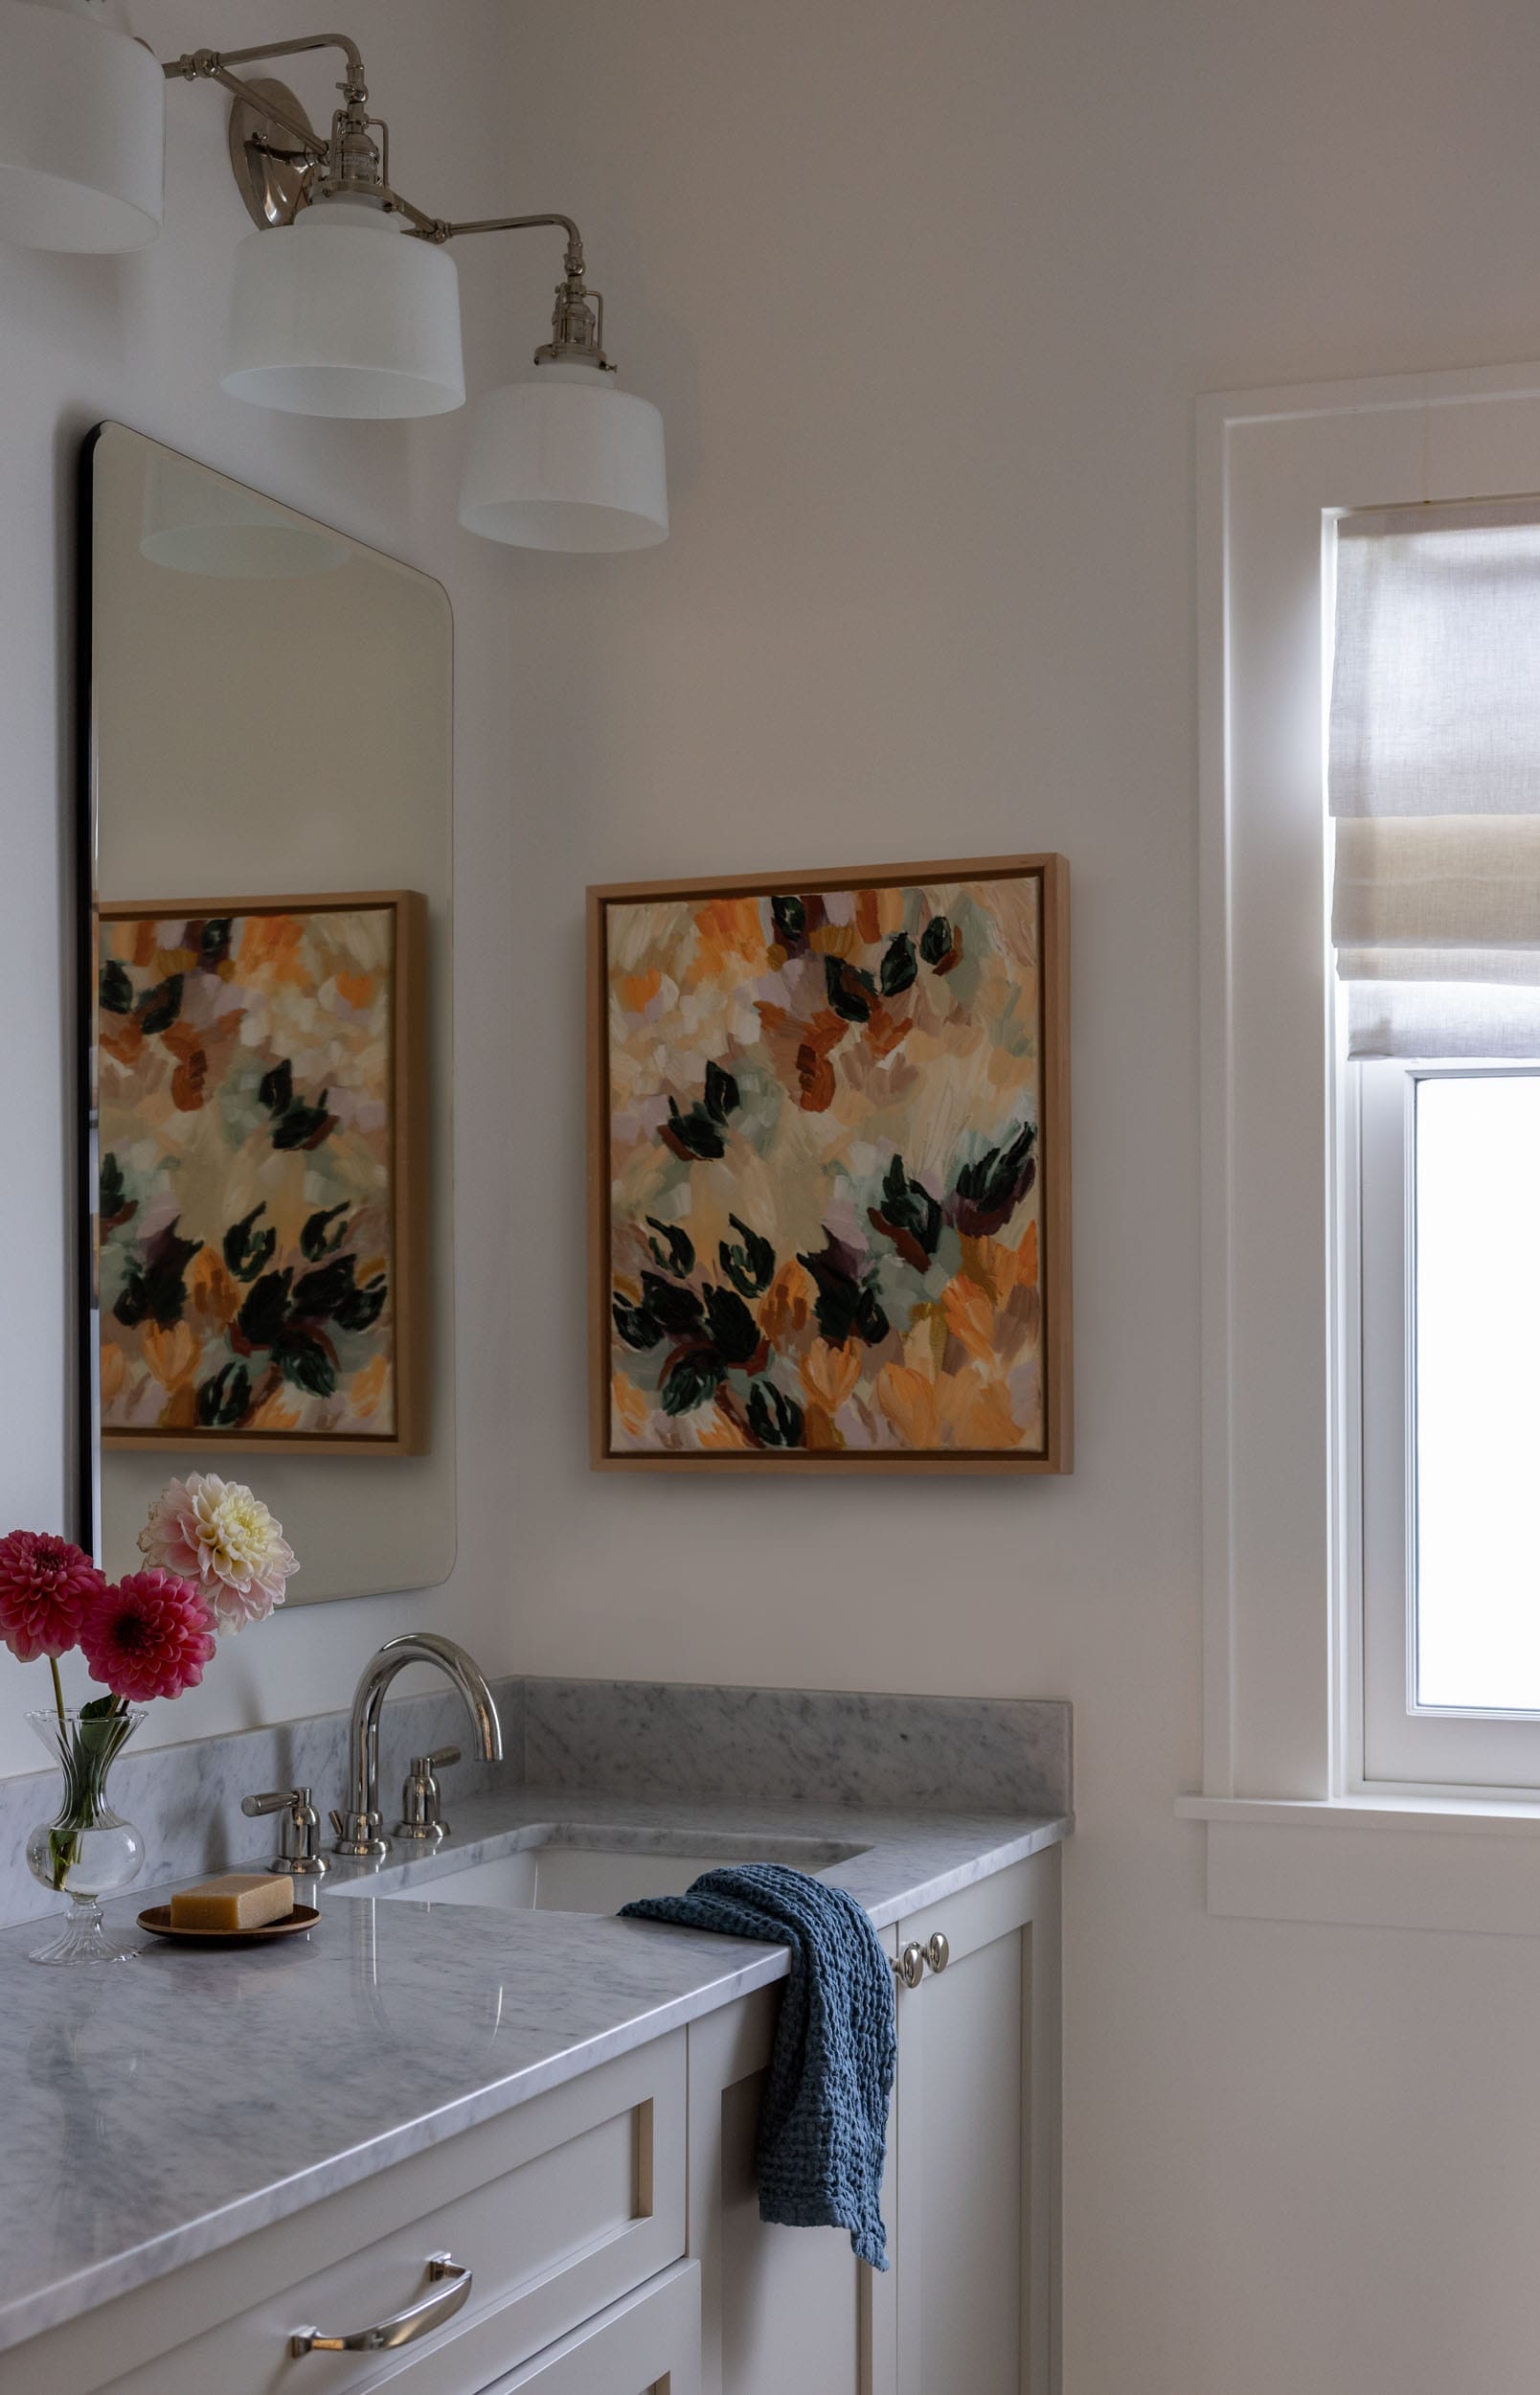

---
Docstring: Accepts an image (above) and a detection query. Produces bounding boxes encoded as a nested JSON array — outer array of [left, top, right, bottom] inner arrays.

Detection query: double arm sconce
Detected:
[[0, 1, 667, 550]]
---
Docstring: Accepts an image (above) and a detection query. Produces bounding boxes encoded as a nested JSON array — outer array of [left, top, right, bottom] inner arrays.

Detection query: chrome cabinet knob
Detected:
[[895, 1941, 927, 1990], [893, 1932, 950, 1989]]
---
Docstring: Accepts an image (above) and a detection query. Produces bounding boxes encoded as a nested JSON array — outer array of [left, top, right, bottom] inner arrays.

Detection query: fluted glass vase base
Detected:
[[29, 1896, 139, 1967]]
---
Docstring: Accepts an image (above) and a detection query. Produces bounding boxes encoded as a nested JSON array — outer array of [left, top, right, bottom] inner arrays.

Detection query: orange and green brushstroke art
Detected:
[[98, 904, 398, 1442], [604, 874, 1047, 1456]]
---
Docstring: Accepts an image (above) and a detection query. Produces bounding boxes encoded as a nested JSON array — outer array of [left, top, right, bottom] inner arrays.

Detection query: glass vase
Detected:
[[25, 1706, 147, 1965]]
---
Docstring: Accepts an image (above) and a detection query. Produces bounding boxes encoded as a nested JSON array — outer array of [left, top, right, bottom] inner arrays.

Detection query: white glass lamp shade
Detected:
[[0, 0, 164, 252], [458, 361, 668, 551], [222, 196, 464, 420], [140, 452, 350, 579]]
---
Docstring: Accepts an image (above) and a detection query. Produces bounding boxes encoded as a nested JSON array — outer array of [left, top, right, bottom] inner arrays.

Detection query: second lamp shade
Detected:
[[222, 196, 465, 420]]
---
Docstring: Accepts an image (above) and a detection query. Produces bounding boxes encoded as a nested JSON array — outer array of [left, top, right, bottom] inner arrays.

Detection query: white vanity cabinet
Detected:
[[687, 1846, 1060, 2395], [2, 1851, 1059, 2395]]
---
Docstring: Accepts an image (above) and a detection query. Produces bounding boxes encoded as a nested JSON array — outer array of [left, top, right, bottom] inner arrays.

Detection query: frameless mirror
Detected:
[[80, 423, 455, 1604]]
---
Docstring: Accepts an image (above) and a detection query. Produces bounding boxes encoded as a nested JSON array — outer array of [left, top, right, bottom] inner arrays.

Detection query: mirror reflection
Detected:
[[83, 424, 455, 1605]]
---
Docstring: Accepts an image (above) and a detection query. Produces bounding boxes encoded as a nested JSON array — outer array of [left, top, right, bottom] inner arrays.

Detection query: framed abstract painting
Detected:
[[97, 891, 427, 1454], [589, 855, 1071, 1472]]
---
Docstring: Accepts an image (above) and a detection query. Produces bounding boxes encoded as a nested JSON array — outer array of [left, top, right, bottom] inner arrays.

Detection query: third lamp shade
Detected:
[[458, 360, 668, 551]]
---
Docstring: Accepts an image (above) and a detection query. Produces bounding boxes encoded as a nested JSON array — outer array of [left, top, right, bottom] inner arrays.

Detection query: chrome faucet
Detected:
[[331, 1633, 504, 1857]]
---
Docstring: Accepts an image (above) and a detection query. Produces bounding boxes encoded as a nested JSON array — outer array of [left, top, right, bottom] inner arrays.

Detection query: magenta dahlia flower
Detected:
[[0, 1530, 104, 1662], [80, 1570, 216, 1702]]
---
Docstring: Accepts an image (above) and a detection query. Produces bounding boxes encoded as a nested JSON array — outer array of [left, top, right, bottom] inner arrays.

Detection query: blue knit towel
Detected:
[[621, 1862, 896, 2270]]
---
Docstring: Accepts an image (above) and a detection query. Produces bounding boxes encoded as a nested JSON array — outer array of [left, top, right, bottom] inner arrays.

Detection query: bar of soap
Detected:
[[170, 1873, 295, 1931]]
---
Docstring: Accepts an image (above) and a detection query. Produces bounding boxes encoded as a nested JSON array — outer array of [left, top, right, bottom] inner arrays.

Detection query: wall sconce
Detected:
[[0, 3, 668, 551]]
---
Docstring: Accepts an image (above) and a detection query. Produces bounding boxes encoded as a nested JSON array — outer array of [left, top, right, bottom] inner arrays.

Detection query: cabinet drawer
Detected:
[[16, 2034, 686, 2395], [481, 2264, 700, 2395]]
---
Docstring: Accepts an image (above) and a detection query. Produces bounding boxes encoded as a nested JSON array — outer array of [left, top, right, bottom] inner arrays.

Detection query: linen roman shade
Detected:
[[1328, 498, 1540, 1057]]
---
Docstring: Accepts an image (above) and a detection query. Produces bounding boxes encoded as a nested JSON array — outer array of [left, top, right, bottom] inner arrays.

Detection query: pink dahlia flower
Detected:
[[0, 1530, 104, 1662], [80, 1571, 216, 1702], [138, 1472, 297, 1631]]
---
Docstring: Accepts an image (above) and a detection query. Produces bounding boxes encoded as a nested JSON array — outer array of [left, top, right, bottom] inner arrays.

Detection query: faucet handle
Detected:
[[241, 1787, 328, 1880], [394, 1749, 458, 1843]]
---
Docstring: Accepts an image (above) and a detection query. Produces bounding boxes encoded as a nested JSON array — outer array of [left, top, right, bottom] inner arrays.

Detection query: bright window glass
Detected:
[[1415, 1072, 1540, 1710]]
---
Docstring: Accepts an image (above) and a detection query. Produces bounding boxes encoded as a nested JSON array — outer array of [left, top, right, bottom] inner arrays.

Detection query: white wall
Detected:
[[5, 4, 1540, 2392], [488, 6, 1540, 2393], [0, 0, 523, 1745]]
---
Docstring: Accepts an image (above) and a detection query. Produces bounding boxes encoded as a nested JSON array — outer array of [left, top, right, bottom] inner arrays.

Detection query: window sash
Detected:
[[1357, 1059, 1540, 1788]]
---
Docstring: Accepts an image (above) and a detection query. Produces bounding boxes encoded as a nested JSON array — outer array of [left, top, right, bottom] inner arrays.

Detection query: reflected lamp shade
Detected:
[[0, 0, 164, 252], [140, 452, 350, 579], [458, 361, 668, 551], [222, 196, 464, 420]]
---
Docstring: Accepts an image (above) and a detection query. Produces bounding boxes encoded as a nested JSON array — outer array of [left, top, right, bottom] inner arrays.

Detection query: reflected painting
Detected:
[[590, 856, 1071, 1472], [98, 893, 425, 1452]]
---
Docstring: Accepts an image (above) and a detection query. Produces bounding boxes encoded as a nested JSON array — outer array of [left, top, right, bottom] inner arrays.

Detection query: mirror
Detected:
[[80, 424, 455, 1605]]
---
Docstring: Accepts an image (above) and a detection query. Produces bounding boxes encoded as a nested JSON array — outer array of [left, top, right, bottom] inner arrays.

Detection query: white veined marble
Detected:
[[0, 1779, 1069, 2353]]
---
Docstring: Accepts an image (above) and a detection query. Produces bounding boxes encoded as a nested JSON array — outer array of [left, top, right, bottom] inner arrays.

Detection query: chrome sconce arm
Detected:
[[164, 39, 611, 373], [0, 12, 668, 548]]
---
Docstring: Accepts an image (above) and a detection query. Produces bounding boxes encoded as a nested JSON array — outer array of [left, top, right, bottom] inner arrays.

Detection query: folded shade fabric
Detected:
[[621, 1862, 896, 2269], [1328, 500, 1540, 1057]]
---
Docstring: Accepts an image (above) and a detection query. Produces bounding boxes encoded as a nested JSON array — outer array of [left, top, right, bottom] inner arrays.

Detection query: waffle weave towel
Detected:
[[621, 1861, 896, 2269]]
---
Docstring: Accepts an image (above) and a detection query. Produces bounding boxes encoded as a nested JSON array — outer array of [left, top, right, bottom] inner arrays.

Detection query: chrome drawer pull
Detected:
[[290, 2253, 471, 2358]]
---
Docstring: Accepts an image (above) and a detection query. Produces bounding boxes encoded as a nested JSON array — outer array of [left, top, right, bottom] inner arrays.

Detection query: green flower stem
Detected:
[[44, 1697, 133, 1893], [46, 1660, 69, 1884]]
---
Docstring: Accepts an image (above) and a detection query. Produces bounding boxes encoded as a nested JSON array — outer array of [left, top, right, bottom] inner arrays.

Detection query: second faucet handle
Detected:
[[241, 1786, 328, 1880], [394, 1747, 461, 1843]]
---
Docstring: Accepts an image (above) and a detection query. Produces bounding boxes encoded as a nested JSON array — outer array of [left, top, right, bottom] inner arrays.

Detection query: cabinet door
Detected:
[[892, 1850, 1060, 2395], [687, 1947, 897, 2395]]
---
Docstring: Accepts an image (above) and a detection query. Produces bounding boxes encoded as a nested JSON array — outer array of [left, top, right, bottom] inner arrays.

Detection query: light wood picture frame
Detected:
[[589, 854, 1072, 1473], [96, 890, 428, 1456]]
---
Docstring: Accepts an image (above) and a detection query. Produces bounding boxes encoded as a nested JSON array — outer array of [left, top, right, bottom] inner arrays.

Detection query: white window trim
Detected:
[[1184, 356, 1540, 1933]]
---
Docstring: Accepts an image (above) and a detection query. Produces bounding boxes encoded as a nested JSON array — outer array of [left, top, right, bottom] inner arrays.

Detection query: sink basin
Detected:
[[330, 1825, 869, 1916]]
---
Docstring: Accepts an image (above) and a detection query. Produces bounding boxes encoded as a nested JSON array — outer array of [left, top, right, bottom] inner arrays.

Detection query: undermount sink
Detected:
[[330, 1825, 870, 1916]]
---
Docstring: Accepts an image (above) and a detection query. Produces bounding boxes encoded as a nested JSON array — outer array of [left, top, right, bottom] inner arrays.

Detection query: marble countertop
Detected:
[[0, 1787, 1069, 2356]]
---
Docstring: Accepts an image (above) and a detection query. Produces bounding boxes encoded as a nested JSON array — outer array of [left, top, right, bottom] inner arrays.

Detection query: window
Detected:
[[1189, 364, 1540, 1929], [1330, 498, 1540, 1793]]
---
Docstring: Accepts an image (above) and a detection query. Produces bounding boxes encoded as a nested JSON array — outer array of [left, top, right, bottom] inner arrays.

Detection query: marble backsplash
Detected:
[[0, 1674, 1070, 1925], [524, 1677, 1072, 1817]]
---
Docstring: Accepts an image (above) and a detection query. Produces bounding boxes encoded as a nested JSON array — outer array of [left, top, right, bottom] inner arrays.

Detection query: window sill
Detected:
[[1176, 1793, 1540, 1934]]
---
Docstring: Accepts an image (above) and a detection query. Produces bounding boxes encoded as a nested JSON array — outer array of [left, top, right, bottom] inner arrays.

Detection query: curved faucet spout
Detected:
[[333, 1633, 503, 1857]]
